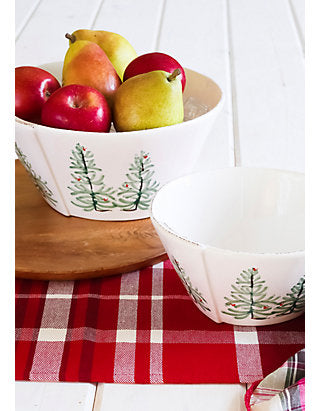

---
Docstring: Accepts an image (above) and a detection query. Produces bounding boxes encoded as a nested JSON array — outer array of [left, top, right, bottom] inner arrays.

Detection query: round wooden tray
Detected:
[[15, 161, 167, 280]]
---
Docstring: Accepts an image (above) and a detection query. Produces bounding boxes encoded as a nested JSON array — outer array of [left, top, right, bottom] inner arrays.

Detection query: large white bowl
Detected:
[[151, 168, 305, 326], [15, 62, 224, 221]]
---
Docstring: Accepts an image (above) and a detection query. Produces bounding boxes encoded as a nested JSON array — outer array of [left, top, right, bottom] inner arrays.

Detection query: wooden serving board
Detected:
[[15, 161, 167, 280]]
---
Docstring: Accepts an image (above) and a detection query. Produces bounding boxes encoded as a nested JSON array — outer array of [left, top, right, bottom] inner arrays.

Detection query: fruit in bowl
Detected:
[[62, 39, 121, 108], [15, 30, 188, 133], [65, 29, 137, 81], [15, 60, 224, 221], [113, 68, 184, 132], [15, 29, 224, 221], [123, 52, 186, 92], [41, 84, 111, 132], [15, 66, 60, 123]]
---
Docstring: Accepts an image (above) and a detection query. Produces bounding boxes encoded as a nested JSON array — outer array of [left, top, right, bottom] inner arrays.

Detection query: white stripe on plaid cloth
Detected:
[[113, 270, 140, 383], [150, 263, 164, 383], [113, 263, 164, 383], [29, 282, 74, 381], [234, 326, 264, 382]]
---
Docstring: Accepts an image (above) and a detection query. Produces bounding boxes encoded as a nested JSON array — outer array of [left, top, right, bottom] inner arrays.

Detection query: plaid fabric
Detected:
[[245, 349, 305, 410], [15, 260, 305, 383]]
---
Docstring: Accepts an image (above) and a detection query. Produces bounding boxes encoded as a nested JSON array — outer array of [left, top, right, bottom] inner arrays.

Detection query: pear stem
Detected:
[[65, 33, 76, 43], [168, 68, 181, 82]]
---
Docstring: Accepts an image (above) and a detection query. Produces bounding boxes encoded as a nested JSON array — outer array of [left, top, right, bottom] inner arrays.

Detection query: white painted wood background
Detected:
[[15, 0, 304, 409]]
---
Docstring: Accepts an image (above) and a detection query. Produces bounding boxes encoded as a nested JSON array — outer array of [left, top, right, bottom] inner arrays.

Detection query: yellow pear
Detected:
[[113, 69, 184, 132], [65, 30, 137, 81], [62, 40, 121, 107]]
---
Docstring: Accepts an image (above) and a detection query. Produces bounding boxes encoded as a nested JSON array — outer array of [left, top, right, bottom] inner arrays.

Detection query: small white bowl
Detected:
[[15, 62, 224, 221], [151, 168, 305, 326]]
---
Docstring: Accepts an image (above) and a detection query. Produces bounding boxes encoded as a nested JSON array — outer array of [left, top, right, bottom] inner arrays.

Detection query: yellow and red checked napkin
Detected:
[[15, 260, 304, 383]]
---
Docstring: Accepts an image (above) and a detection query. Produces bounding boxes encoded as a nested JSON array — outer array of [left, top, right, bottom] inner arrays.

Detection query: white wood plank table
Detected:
[[15, 0, 304, 409]]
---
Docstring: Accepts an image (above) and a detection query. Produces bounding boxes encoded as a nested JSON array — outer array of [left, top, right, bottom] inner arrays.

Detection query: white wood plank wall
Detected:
[[227, 0, 304, 171], [15, 0, 305, 409]]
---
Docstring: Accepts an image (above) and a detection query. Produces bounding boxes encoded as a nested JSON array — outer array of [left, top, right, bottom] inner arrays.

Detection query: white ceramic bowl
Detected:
[[151, 168, 305, 326], [15, 62, 224, 221]]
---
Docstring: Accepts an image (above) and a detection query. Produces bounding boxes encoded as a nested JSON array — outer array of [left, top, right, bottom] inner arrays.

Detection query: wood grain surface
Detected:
[[15, 160, 167, 280]]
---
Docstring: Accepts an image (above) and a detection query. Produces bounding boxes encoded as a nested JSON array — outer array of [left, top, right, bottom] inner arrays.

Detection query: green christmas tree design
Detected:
[[171, 256, 211, 312], [117, 150, 160, 211], [68, 143, 116, 212], [272, 276, 305, 317], [222, 267, 280, 320], [15, 143, 58, 206]]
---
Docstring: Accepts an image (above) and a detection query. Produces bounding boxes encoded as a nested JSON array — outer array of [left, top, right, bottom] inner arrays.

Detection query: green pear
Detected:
[[113, 69, 184, 132], [65, 30, 137, 81]]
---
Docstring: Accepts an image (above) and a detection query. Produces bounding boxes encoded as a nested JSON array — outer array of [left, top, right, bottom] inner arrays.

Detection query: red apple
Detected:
[[15, 66, 61, 123], [123, 52, 186, 92], [41, 84, 111, 132]]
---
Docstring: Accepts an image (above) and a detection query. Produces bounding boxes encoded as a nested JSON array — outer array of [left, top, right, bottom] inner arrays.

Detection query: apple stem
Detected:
[[168, 68, 181, 82], [65, 33, 76, 43]]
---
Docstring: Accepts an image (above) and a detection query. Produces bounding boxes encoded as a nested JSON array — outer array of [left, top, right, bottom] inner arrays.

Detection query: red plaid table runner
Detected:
[[15, 260, 305, 383]]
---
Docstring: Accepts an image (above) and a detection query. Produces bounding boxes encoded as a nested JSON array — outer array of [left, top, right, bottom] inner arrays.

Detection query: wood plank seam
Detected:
[[90, 0, 107, 30], [225, 0, 240, 167], [154, 0, 167, 51], [93, 384, 103, 411], [287, 0, 305, 55], [91, 383, 99, 411], [15, 0, 43, 41]]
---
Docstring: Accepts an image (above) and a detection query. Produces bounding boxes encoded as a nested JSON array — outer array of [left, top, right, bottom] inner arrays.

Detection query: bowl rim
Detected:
[[15, 66, 225, 136], [150, 167, 305, 257]]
